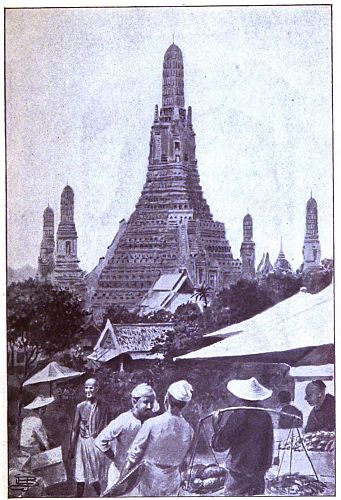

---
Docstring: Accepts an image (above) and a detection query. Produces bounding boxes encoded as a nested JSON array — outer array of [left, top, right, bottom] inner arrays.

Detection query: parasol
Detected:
[[23, 361, 84, 396]]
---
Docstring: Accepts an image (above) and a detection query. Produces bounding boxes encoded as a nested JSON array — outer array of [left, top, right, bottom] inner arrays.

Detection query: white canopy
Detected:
[[175, 285, 333, 361]]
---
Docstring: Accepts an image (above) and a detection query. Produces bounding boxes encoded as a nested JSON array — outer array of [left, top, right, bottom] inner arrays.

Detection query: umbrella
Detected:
[[23, 361, 84, 396]]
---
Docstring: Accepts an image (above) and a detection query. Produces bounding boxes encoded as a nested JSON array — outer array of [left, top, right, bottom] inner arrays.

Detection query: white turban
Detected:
[[131, 383, 160, 412], [168, 380, 193, 402]]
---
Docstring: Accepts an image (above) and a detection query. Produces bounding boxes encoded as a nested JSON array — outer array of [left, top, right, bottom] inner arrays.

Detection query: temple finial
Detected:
[[310, 189, 313, 198], [173, 34, 174, 44]]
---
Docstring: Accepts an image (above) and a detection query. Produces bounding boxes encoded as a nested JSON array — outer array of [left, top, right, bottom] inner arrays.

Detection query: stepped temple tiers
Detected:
[[89, 44, 242, 317]]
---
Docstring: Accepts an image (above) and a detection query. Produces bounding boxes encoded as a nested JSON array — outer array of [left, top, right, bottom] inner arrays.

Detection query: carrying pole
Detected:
[[200, 406, 303, 423]]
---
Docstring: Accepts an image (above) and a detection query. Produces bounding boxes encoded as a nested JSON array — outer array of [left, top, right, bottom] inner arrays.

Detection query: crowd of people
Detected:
[[18, 375, 335, 497]]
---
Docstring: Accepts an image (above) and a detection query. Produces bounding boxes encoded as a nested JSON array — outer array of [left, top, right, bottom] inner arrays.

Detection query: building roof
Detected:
[[307, 196, 317, 210], [140, 270, 194, 312], [175, 285, 333, 361], [164, 43, 183, 60], [289, 364, 334, 379], [153, 272, 187, 291], [88, 319, 173, 362]]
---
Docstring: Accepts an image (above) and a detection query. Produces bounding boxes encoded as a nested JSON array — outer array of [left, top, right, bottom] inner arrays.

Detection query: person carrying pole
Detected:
[[211, 377, 274, 496]]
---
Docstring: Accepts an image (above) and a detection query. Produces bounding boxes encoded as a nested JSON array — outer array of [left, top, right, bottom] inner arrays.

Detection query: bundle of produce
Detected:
[[303, 431, 335, 452], [278, 431, 335, 452], [267, 473, 326, 496], [182, 463, 227, 494]]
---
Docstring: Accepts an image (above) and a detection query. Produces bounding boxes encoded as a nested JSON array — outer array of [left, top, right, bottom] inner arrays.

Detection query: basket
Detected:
[[27, 446, 67, 488]]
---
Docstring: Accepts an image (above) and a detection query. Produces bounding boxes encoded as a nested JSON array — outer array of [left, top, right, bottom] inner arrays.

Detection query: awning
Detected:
[[289, 363, 334, 379], [175, 285, 333, 361]]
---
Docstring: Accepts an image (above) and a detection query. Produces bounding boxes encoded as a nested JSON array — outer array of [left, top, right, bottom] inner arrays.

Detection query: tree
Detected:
[[102, 304, 140, 327], [260, 272, 302, 303], [302, 269, 333, 294], [152, 303, 206, 360], [7, 278, 89, 384], [191, 283, 212, 311], [209, 280, 274, 329], [140, 309, 173, 323]]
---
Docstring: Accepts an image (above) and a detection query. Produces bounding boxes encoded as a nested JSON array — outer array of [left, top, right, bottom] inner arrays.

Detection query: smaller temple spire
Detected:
[[154, 104, 159, 123], [274, 237, 292, 274], [187, 106, 192, 127]]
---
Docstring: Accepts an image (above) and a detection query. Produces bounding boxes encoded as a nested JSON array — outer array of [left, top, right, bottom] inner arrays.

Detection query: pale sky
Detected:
[[6, 5, 333, 273]]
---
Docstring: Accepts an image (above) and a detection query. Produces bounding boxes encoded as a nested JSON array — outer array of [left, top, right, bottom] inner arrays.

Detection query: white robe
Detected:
[[128, 411, 194, 496]]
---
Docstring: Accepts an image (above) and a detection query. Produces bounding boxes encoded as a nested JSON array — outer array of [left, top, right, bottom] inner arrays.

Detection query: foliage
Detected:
[[260, 273, 303, 303], [140, 309, 173, 323], [102, 304, 173, 328], [7, 278, 88, 382], [191, 283, 212, 310], [302, 269, 333, 294], [208, 279, 274, 331], [152, 303, 206, 360], [102, 304, 140, 327]]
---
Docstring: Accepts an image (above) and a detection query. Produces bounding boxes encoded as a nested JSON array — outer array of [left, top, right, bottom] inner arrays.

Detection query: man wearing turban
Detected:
[[94, 383, 159, 491], [123, 380, 194, 496]]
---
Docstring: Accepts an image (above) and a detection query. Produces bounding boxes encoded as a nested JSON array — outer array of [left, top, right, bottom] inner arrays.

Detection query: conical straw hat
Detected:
[[227, 377, 272, 401], [24, 395, 55, 410]]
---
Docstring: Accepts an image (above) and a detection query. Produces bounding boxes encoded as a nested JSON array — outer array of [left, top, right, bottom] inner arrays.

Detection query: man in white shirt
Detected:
[[94, 383, 159, 490], [20, 395, 54, 456], [123, 380, 194, 496]]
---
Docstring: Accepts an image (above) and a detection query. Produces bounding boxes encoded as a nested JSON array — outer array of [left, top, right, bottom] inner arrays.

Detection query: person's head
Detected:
[[131, 383, 159, 421], [278, 390, 292, 405], [305, 380, 326, 408], [165, 380, 193, 413], [84, 378, 99, 400]]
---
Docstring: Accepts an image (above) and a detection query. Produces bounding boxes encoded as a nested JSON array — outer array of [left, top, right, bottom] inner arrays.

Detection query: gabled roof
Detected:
[[175, 285, 333, 361], [140, 270, 194, 311], [88, 320, 173, 362]]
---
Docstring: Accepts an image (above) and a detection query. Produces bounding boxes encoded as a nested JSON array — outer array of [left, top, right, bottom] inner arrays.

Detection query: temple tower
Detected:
[[257, 252, 274, 280], [302, 194, 321, 272], [274, 237, 293, 274], [91, 44, 241, 314], [53, 185, 84, 289], [240, 213, 255, 279], [37, 205, 55, 282]]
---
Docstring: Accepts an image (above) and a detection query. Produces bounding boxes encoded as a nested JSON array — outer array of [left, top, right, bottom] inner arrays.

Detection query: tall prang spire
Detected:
[[240, 213, 255, 279], [53, 185, 84, 291], [302, 194, 321, 272], [37, 206, 55, 282], [91, 44, 242, 317], [162, 44, 185, 110]]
